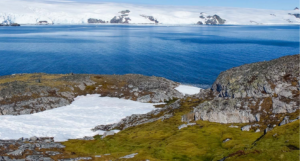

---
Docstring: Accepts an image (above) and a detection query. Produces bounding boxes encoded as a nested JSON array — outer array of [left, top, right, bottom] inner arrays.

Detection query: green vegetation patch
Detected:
[[227, 120, 300, 161], [63, 98, 262, 161]]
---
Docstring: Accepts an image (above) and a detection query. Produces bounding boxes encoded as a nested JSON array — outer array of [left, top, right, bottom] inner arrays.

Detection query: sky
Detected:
[[49, 0, 299, 10]]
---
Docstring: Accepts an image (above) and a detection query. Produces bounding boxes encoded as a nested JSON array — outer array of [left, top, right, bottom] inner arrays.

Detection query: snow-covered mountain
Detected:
[[0, 0, 299, 25]]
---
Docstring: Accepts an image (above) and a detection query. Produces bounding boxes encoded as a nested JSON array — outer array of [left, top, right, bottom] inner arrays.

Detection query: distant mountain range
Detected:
[[0, 0, 299, 25]]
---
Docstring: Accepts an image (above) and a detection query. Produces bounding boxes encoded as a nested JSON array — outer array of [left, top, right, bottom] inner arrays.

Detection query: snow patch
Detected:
[[175, 85, 202, 95], [0, 94, 158, 142]]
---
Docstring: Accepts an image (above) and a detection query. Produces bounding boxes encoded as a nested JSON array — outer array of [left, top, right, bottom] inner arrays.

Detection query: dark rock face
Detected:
[[0, 23, 20, 26], [87, 18, 106, 23], [140, 15, 159, 23], [111, 10, 132, 23], [119, 10, 130, 14], [110, 16, 131, 23], [197, 13, 226, 25], [292, 14, 300, 18], [294, 7, 299, 10]]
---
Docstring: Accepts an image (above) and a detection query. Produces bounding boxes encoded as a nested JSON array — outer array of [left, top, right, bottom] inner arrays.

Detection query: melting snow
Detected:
[[175, 85, 202, 95], [0, 94, 158, 142]]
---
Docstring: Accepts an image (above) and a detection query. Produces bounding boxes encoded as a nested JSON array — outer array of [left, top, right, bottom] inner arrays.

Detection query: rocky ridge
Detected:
[[92, 54, 300, 134], [0, 74, 183, 115], [191, 54, 300, 131]]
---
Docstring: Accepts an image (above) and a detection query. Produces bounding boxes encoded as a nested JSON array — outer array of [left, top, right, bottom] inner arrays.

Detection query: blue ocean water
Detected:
[[0, 25, 299, 88]]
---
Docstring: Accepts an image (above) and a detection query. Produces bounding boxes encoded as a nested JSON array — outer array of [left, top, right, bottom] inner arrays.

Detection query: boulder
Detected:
[[30, 136, 39, 142], [241, 125, 252, 131]]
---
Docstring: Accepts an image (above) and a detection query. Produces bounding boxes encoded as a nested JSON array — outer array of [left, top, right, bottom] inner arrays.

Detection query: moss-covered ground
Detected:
[[227, 120, 300, 161], [62, 98, 297, 161]]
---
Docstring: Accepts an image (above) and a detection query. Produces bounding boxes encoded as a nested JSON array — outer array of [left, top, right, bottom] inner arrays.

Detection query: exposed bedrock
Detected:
[[197, 13, 226, 25], [87, 18, 107, 23], [294, 14, 300, 18], [0, 74, 184, 115], [192, 54, 300, 126], [140, 14, 159, 23], [110, 10, 131, 23]]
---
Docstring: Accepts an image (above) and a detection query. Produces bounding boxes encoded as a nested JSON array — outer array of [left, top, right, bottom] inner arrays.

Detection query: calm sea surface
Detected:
[[0, 25, 299, 88]]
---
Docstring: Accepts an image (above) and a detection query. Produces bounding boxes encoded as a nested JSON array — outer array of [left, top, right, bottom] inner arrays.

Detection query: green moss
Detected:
[[63, 99, 262, 161], [226, 120, 300, 161]]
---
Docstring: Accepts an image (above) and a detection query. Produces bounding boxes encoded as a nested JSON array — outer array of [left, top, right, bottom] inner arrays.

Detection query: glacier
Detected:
[[0, 0, 299, 25]]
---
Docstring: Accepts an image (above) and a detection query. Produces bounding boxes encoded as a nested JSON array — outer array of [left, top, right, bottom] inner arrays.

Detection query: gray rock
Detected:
[[194, 99, 256, 124], [140, 15, 159, 23], [6, 149, 24, 156], [241, 125, 252, 131], [255, 113, 261, 122], [229, 125, 239, 128], [187, 123, 196, 126], [279, 116, 289, 126], [88, 18, 106, 23], [178, 124, 188, 130], [26, 155, 43, 161], [120, 153, 138, 159], [137, 95, 151, 103], [46, 151, 60, 156], [264, 127, 273, 134], [223, 138, 231, 143], [30, 136, 39, 142]]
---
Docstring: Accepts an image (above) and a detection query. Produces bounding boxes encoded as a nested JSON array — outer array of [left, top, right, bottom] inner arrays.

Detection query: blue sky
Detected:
[[68, 0, 299, 10]]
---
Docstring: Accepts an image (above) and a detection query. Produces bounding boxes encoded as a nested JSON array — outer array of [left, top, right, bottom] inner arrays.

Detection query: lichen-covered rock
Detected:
[[194, 98, 256, 124], [188, 54, 299, 126]]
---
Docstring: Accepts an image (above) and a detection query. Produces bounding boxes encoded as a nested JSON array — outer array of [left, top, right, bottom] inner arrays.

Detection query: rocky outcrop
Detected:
[[191, 54, 299, 129], [110, 10, 131, 23], [0, 137, 67, 160], [194, 98, 256, 124], [197, 13, 226, 25], [211, 54, 299, 102], [292, 13, 300, 18], [92, 99, 180, 131], [0, 74, 183, 115], [140, 15, 159, 23], [87, 18, 106, 23]]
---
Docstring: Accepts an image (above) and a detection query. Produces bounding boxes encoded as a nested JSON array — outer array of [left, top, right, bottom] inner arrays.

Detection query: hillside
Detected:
[[0, 54, 299, 161], [0, 0, 300, 25]]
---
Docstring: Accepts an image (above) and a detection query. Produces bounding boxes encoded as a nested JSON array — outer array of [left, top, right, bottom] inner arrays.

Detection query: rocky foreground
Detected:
[[0, 54, 299, 161]]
